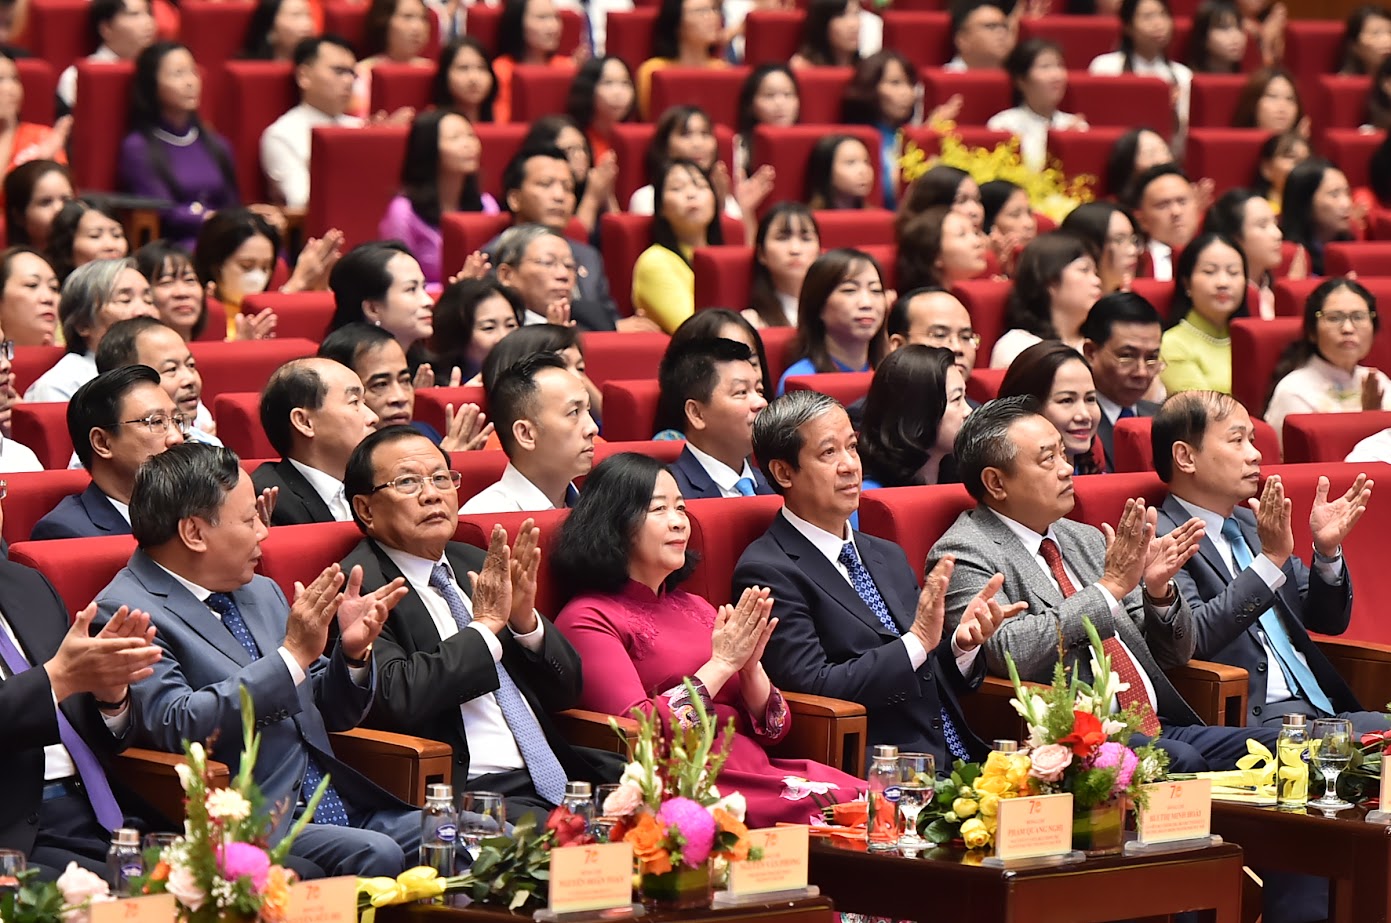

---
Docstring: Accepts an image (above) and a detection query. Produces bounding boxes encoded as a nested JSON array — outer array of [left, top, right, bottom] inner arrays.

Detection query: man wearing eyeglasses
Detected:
[[340, 425, 619, 817], [32, 366, 185, 541], [1080, 292, 1165, 472]]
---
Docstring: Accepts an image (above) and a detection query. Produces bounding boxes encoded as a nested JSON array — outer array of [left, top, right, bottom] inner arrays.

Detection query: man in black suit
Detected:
[[656, 338, 773, 500], [1080, 292, 1164, 471], [252, 358, 380, 526], [32, 365, 185, 540], [342, 425, 620, 819], [731, 390, 1023, 770], [1152, 390, 1384, 731]]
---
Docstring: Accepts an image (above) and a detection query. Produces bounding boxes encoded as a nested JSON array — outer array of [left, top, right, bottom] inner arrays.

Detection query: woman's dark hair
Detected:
[[242, 0, 294, 58], [428, 277, 524, 379], [1265, 276, 1378, 409], [364, 0, 407, 57], [737, 63, 800, 137], [1204, 187, 1279, 286], [1369, 53, 1391, 128], [796, 0, 858, 66], [399, 108, 485, 227], [803, 134, 865, 210], [1372, 131, 1391, 206], [432, 38, 498, 120], [193, 207, 282, 289], [1060, 200, 1133, 259], [859, 344, 958, 487], [134, 239, 208, 339], [650, 159, 723, 263], [1339, 4, 1391, 74], [1186, 0, 1243, 72], [3, 160, 72, 247], [792, 247, 888, 372], [497, 0, 556, 61], [980, 179, 1023, 233], [997, 340, 1101, 472], [666, 308, 773, 396], [1004, 37, 1063, 105], [895, 165, 970, 236], [895, 205, 955, 292], [841, 49, 917, 127], [481, 322, 582, 392], [1118, 0, 1174, 69], [644, 105, 712, 187], [1230, 67, 1302, 129], [46, 196, 125, 284], [1166, 231, 1250, 328], [1251, 129, 1306, 198], [651, 0, 717, 60], [521, 114, 592, 196], [750, 203, 820, 329], [552, 452, 699, 603], [1280, 158, 1351, 273], [329, 240, 413, 330], [566, 56, 636, 130], [1104, 128, 1170, 200], [1004, 231, 1093, 338]]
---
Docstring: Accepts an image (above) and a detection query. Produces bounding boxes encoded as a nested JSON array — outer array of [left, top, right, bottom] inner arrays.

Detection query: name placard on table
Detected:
[[288, 876, 360, 923], [727, 826, 809, 896], [1138, 779, 1213, 845], [90, 893, 176, 923], [994, 793, 1074, 861], [547, 842, 635, 915]]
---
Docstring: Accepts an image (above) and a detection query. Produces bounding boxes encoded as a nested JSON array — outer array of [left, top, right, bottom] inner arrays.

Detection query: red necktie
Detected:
[[1038, 537, 1162, 737]]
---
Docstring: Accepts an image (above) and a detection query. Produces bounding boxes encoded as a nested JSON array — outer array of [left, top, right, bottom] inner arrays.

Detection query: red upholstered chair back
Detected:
[[12, 402, 73, 470], [813, 210, 896, 249], [16, 59, 56, 124], [1269, 278, 1391, 319], [650, 67, 747, 128], [475, 123, 531, 199], [950, 279, 1011, 361], [3, 469, 91, 545], [966, 368, 1004, 404], [325, 0, 440, 57], [181, 0, 257, 125], [1284, 21, 1344, 90], [191, 338, 319, 403], [240, 291, 336, 341], [1018, 16, 1119, 67], [306, 125, 408, 247], [609, 123, 736, 206], [743, 10, 805, 66], [858, 484, 976, 580], [751, 125, 882, 220], [213, 392, 275, 461], [1229, 317, 1301, 416], [593, 439, 685, 468], [12, 346, 64, 395], [25, 0, 94, 72], [222, 62, 297, 203], [600, 379, 663, 442], [1324, 129, 1382, 190], [370, 63, 436, 114], [1313, 75, 1372, 139], [1325, 243, 1391, 277], [794, 68, 854, 124], [1046, 127, 1128, 198], [1183, 129, 1267, 199], [1282, 411, 1391, 464], [256, 521, 364, 600], [605, 9, 658, 70], [449, 449, 509, 504], [684, 495, 785, 607], [598, 212, 744, 315], [456, 508, 570, 617], [464, 5, 584, 55], [512, 64, 579, 122], [693, 246, 755, 311], [70, 61, 134, 193], [758, 325, 799, 385], [1067, 471, 1166, 531], [10, 536, 136, 612], [1128, 278, 1175, 318], [413, 386, 488, 432], [920, 68, 1012, 125], [784, 371, 873, 406], [1188, 73, 1249, 128], [1062, 74, 1170, 128], [1112, 415, 1282, 473], [879, 12, 952, 70], [581, 330, 671, 388]]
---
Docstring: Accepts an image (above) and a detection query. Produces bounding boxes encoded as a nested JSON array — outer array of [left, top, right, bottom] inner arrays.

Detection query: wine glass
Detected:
[[459, 791, 507, 855], [1310, 717, 1355, 811], [896, 752, 936, 853]]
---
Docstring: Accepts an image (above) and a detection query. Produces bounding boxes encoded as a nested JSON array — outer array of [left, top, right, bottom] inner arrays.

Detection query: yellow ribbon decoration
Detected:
[[358, 867, 450, 907], [1191, 738, 1282, 801]]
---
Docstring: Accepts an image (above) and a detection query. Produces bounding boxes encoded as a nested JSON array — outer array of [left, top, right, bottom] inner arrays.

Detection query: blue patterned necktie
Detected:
[[836, 543, 970, 761], [733, 477, 757, 497], [428, 564, 569, 805], [1219, 519, 1335, 715], [1118, 407, 1137, 419], [205, 592, 351, 826]]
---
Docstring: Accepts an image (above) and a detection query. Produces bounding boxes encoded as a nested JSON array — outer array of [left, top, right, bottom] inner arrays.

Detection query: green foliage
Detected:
[[8, 869, 67, 923]]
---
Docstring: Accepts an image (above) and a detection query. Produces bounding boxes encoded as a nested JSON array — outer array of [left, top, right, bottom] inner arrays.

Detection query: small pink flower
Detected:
[[1091, 742, 1139, 794], [1028, 744, 1074, 782], [217, 842, 271, 892], [657, 797, 717, 867], [602, 781, 645, 817]]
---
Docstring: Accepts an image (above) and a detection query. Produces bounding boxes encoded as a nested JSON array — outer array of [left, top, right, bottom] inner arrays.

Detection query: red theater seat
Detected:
[[743, 10, 805, 66], [751, 125, 882, 220], [1284, 21, 1344, 90], [966, 368, 1005, 404], [1282, 411, 1391, 464], [1229, 315, 1391, 418], [10, 536, 137, 612], [1062, 74, 1171, 129], [1312, 74, 1371, 139], [12, 346, 64, 395], [1112, 415, 1282, 472], [464, 4, 584, 56], [1047, 127, 1129, 197], [795, 68, 855, 124], [413, 386, 488, 433], [222, 62, 297, 203], [1018, 16, 1119, 68], [25, 0, 93, 73], [70, 61, 134, 193], [605, 9, 658, 71], [307, 125, 408, 247], [456, 509, 570, 617], [192, 338, 319, 403], [1268, 278, 1391, 319], [950, 279, 1011, 362], [858, 484, 976, 578], [611, 123, 735, 206], [1324, 129, 1383, 191], [1128, 278, 1175, 319], [921, 69, 1011, 125], [1188, 74, 1249, 128], [684, 495, 785, 607], [1184, 129, 1267, 198], [1324, 243, 1391, 277], [759, 326, 798, 385], [650, 68, 747, 128], [880, 12, 952, 70], [2, 469, 90, 545], [476, 123, 547, 199], [512, 65, 579, 122], [693, 246, 754, 310], [784, 371, 873, 405], [598, 212, 744, 316], [451, 449, 509, 503], [240, 291, 335, 341], [591, 440, 684, 467], [370, 63, 436, 114], [213, 392, 275, 461], [1068, 471, 1166, 530], [255, 521, 364, 600], [12, 402, 72, 470], [16, 59, 56, 124], [600, 379, 662, 442], [180, 0, 257, 124], [813, 210, 896, 249], [326, 0, 439, 57], [581, 330, 671, 388]]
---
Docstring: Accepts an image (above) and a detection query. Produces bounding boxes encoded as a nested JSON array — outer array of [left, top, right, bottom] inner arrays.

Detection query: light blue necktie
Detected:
[[733, 477, 757, 497], [428, 564, 568, 805], [1219, 519, 1335, 715]]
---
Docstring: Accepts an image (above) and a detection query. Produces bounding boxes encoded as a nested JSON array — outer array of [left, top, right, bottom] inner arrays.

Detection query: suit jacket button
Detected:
[[26, 813, 37, 825], [456, 756, 465, 764], [1252, 705, 1263, 716], [932, 718, 941, 730], [1256, 663, 1267, 673]]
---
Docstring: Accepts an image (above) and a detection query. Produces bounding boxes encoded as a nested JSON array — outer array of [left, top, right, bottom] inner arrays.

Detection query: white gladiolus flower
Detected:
[[174, 763, 194, 792], [205, 788, 251, 822]]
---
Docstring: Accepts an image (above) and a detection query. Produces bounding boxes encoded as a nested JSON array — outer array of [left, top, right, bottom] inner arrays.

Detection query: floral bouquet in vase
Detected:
[[918, 749, 1032, 852]]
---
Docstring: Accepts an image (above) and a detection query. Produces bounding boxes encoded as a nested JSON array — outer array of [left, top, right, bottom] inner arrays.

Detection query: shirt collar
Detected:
[[1183, 310, 1230, 340], [1096, 392, 1126, 424], [991, 508, 1059, 557], [685, 442, 753, 493], [1307, 352, 1361, 389], [153, 561, 213, 603], [108, 497, 131, 524], [380, 544, 451, 590], [780, 506, 855, 565], [499, 462, 575, 510], [1174, 495, 1230, 539], [288, 458, 346, 508]]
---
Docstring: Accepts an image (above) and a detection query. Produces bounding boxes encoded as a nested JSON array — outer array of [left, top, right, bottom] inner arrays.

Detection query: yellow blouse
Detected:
[[631, 243, 694, 334], [1160, 311, 1232, 395]]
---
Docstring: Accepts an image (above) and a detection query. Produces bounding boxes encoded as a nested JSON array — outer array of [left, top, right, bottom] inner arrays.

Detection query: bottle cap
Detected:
[[113, 828, 140, 846], [565, 781, 593, 798], [1282, 714, 1307, 727], [426, 783, 454, 802], [873, 745, 899, 760], [992, 740, 1019, 752]]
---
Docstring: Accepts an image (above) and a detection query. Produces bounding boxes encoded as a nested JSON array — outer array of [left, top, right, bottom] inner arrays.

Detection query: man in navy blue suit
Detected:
[[32, 365, 185, 540], [657, 338, 773, 500]]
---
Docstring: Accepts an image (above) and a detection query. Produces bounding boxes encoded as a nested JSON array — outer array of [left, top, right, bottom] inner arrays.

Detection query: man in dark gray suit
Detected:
[[1152, 390, 1384, 731], [95, 443, 422, 877], [1080, 292, 1164, 472], [930, 396, 1279, 771]]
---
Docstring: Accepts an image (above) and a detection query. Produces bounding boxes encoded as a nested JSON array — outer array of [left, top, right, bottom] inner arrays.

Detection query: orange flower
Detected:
[[712, 809, 750, 861], [260, 865, 294, 923], [625, 813, 672, 875], [830, 801, 867, 827]]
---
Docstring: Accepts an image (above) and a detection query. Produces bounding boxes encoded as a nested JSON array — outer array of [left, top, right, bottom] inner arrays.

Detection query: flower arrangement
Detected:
[[899, 128, 1095, 223], [918, 750, 1032, 851], [131, 685, 325, 923], [5, 863, 115, 923]]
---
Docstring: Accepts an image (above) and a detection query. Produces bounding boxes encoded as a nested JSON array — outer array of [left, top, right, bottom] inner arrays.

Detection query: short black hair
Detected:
[[1125, 162, 1189, 212], [130, 443, 243, 548], [91, 0, 146, 45], [951, 0, 1004, 34], [1080, 291, 1163, 346], [489, 351, 571, 456], [193, 207, 281, 291], [887, 287, 945, 339], [68, 364, 161, 471], [134, 239, 206, 339], [318, 321, 399, 373], [551, 452, 697, 603], [95, 317, 175, 373], [260, 359, 329, 459], [501, 146, 570, 214], [953, 395, 1040, 501], [481, 324, 580, 392], [1150, 390, 1243, 482], [751, 390, 842, 496], [292, 34, 355, 68], [654, 337, 756, 435], [343, 424, 449, 530], [329, 241, 413, 331]]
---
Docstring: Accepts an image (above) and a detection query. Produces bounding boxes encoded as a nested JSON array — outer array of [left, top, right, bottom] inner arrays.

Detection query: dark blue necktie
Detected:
[[1118, 407, 1137, 420], [205, 592, 351, 826]]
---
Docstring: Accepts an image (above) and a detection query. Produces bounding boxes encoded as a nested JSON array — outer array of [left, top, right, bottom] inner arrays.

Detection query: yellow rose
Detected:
[[978, 793, 1000, 817], [983, 815, 998, 835], [1004, 755, 1032, 787], [975, 775, 1011, 796], [953, 797, 978, 818], [982, 752, 1011, 776], [960, 818, 991, 849]]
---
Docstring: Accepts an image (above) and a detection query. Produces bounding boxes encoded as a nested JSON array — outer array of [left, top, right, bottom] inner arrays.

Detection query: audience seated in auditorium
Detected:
[[133, 240, 214, 342], [1231, 67, 1306, 136], [744, 203, 819, 330], [0, 52, 68, 175], [47, 199, 128, 286], [860, 345, 968, 489], [790, 0, 861, 69], [946, 0, 1015, 71], [897, 166, 985, 234], [999, 341, 1104, 475], [1281, 159, 1354, 276], [734, 64, 799, 176], [666, 308, 773, 400], [433, 38, 498, 125], [1186, 0, 1247, 73], [988, 39, 1087, 173], [1080, 291, 1165, 471], [635, 0, 729, 120], [522, 115, 618, 238], [980, 180, 1037, 279], [427, 278, 523, 386], [1338, 4, 1391, 75], [1205, 189, 1293, 319], [94, 317, 220, 445], [3, 161, 75, 251], [1129, 164, 1200, 282], [628, 106, 752, 220], [1088, 0, 1191, 135], [56, 0, 157, 115], [1061, 202, 1141, 295], [566, 56, 636, 168], [240, 0, 316, 62], [493, 224, 601, 331], [777, 248, 888, 395], [839, 50, 923, 209], [1105, 128, 1173, 208], [1252, 131, 1308, 216], [350, 0, 432, 118], [886, 287, 981, 380], [897, 205, 988, 293], [482, 322, 605, 419], [803, 135, 874, 211], [491, 0, 575, 124], [991, 232, 1102, 369], [632, 159, 724, 334], [1160, 232, 1248, 395], [329, 240, 435, 375], [0, 246, 60, 346]]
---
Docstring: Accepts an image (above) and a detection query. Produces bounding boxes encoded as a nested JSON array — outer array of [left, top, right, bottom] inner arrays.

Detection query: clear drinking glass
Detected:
[[1310, 718, 1355, 811], [896, 752, 936, 853], [593, 784, 623, 842], [458, 791, 507, 853], [142, 833, 181, 870]]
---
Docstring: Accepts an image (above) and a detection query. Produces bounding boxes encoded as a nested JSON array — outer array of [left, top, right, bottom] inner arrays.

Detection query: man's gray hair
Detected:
[[954, 395, 1040, 501], [494, 223, 567, 269], [60, 257, 139, 354], [751, 390, 842, 496]]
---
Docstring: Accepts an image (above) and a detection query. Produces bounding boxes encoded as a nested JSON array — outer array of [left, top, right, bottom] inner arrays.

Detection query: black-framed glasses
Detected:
[[0, 340, 13, 361], [110, 412, 191, 435], [369, 471, 463, 496]]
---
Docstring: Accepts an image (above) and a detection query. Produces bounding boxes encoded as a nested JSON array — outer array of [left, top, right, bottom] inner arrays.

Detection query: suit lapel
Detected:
[[233, 583, 284, 661], [675, 447, 720, 499], [0, 569, 63, 668], [1098, 415, 1117, 470], [770, 515, 899, 639], [1161, 494, 1230, 580], [859, 539, 915, 633], [972, 507, 1064, 608], [80, 484, 129, 534], [370, 539, 452, 650], [278, 461, 334, 522], [132, 552, 253, 667]]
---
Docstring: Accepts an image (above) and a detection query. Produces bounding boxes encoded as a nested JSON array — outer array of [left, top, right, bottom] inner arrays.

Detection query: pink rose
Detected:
[[1028, 744, 1074, 783], [56, 863, 109, 908], [217, 842, 271, 892], [165, 863, 206, 912], [602, 781, 645, 817], [1091, 742, 1139, 795]]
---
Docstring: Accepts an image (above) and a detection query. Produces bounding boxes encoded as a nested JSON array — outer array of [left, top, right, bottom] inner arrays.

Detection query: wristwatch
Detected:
[[1141, 579, 1177, 605]]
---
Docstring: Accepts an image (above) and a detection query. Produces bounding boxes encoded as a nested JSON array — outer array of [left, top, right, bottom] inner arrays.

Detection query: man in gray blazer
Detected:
[[95, 443, 422, 877], [930, 396, 1279, 771], [1081, 292, 1165, 472]]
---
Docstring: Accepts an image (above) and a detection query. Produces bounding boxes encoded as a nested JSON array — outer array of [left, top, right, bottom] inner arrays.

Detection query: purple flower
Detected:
[[657, 797, 717, 867], [1091, 742, 1138, 794], [217, 842, 271, 892]]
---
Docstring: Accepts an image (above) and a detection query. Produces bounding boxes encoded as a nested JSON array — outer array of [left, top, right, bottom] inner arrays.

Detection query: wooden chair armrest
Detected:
[[554, 708, 639, 757], [1166, 660, 1249, 726], [956, 675, 1039, 747], [1315, 637, 1391, 712], [771, 692, 868, 777], [111, 748, 230, 825], [781, 691, 865, 718], [329, 729, 453, 806]]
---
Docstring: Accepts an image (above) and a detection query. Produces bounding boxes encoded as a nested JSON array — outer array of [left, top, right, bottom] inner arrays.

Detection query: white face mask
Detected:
[[235, 269, 271, 298]]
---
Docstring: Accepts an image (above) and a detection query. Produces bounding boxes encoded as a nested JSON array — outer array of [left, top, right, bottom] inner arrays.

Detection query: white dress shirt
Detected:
[[259, 103, 364, 209], [985, 105, 1086, 171], [1096, 393, 1130, 426], [0, 436, 42, 473], [685, 443, 756, 498], [56, 45, 119, 109], [108, 497, 131, 525], [1146, 239, 1174, 282], [461, 462, 576, 514], [381, 545, 546, 776], [25, 351, 97, 403], [1346, 427, 1391, 463], [288, 459, 354, 522]]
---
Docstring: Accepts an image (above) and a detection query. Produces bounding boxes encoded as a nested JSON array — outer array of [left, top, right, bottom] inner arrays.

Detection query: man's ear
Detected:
[[766, 457, 794, 492], [90, 426, 116, 462], [177, 516, 210, 554], [290, 407, 314, 440], [684, 398, 707, 434], [1172, 439, 1199, 477], [1081, 339, 1100, 363], [513, 418, 538, 453], [981, 465, 1007, 502], [352, 493, 373, 530]]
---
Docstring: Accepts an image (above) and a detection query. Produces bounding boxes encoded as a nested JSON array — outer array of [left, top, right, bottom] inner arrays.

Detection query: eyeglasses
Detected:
[[524, 256, 580, 275], [1315, 310, 1376, 326], [923, 326, 982, 348], [111, 412, 192, 435], [1109, 353, 1167, 372], [369, 471, 463, 496], [0, 340, 13, 361], [1107, 233, 1141, 249]]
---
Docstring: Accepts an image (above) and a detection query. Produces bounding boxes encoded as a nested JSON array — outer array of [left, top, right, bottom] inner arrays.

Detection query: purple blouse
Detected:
[[378, 193, 500, 285], [118, 126, 239, 252]]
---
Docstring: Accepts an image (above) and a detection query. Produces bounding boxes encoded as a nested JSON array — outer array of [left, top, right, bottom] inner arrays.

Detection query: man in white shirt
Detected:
[[56, 0, 155, 114], [259, 36, 363, 209], [1080, 292, 1164, 471], [1346, 428, 1391, 462], [1128, 164, 1199, 282], [252, 358, 379, 526], [658, 338, 772, 500], [945, 0, 1013, 71], [462, 352, 596, 514]]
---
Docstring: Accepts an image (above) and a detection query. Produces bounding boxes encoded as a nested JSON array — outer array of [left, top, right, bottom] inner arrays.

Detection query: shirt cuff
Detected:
[[1094, 584, 1124, 617], [509, 613, 545, 652], [1250, 550, 1289, 590], [951, 636, 982, 675], [100, 701, 131, 734], [277, 647, 307, 686], [1312, 550, 1346, 584], [469, 621, 504, 662], [902, 632, 928, 670]]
